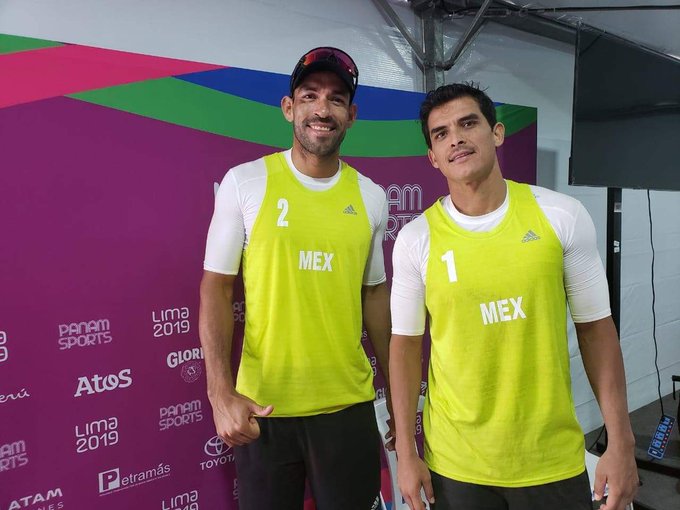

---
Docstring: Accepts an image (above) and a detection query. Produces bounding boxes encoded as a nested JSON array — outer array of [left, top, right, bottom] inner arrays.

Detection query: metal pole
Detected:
[[442, 0, 493, 70]]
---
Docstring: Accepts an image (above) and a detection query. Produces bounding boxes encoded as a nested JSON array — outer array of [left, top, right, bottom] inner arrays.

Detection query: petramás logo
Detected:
[[98, 463, 171, 496], [58, 318, 112, 350], [74, 369, 132, 397]]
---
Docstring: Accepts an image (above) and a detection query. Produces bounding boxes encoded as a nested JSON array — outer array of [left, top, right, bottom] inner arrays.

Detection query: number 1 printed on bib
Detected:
[[441, 250, 458, 282]]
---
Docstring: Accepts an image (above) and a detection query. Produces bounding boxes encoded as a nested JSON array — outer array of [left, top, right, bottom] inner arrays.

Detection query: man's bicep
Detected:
[[363, 193, 388, 285], [564, 204, 611, 323], [391, 233, 427, 336], [204, 172, 245, 275]]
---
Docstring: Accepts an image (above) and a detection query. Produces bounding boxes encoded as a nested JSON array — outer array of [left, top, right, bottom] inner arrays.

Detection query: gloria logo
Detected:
[[0, 330, 8, 363], [98, 463, 171, 496], [0, 440, 28, 472], [58, 318, 112, 350], [74, 369, 132, 397], [200, 435, 233, 471], [167, 348, 203, 369], [6, 488, 64, 510], [381, 183, 423, 241], [166, 348, 204, 383]]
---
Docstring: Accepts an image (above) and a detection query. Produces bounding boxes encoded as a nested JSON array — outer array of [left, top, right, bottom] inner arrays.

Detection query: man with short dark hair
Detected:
[[200, 47, 392, 510], [389, 82, 638, 510]]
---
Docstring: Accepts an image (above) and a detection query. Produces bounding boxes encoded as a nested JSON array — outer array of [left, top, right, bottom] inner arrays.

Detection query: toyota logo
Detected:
[[204, 435, 230, 456]]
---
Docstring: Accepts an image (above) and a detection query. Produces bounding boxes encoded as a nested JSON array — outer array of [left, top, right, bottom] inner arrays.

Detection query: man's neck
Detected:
[[448, 167, 507, 216], [290, 145, 340, 178]]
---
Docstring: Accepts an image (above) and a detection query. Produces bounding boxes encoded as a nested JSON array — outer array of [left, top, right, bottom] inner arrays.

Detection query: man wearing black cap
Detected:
[[200, 47, 392, 510]]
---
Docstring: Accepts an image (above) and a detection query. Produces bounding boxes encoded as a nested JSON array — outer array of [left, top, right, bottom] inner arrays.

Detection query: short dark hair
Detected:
[[419, 82, 497, 148]]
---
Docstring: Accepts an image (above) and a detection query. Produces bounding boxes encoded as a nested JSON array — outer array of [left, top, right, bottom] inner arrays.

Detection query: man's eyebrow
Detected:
[[458, 113, 480, 123], [430, 113, 481, 135]]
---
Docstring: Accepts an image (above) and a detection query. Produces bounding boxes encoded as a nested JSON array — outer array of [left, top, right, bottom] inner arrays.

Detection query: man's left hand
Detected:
[[594, 444, 639, 510]]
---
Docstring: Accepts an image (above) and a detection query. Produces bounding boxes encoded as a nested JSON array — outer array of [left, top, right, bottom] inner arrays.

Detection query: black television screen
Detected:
[[570, 28, 680, 191]]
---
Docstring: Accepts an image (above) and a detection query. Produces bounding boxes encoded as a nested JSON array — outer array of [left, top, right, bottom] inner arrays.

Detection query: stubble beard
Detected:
[[293, 121, 347, 158]]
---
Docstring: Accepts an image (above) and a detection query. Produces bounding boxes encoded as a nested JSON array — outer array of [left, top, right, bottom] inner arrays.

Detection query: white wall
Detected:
[[2, 0, 678, 433]]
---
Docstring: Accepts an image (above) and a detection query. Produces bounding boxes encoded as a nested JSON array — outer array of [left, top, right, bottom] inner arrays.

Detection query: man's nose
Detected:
[[314, 97, 331, 117], [450, 131, 465, 146]]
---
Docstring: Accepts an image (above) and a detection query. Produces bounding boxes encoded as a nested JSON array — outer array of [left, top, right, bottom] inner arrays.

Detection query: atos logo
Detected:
[[74, 369, 132, 397]]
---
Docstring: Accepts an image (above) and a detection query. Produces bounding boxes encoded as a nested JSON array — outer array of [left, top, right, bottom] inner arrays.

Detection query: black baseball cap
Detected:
[[289, 47, 359, 102]]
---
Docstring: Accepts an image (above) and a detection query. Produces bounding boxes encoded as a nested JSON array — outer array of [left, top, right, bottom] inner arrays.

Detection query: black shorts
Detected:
[[234, 401, 381, 510], [430, 469, 593, 510]]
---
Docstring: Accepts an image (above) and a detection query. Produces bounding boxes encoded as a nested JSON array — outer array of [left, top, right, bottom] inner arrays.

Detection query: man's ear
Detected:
[[427, 148, 439, 169], [347, 103, 358, 126], [493, 122, 505, 147], [281, 95, 294, 123]]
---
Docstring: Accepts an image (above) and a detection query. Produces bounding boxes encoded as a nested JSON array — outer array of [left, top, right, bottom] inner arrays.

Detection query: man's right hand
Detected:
[[210, 391, 274, 447], [397, 452, 435, 510]]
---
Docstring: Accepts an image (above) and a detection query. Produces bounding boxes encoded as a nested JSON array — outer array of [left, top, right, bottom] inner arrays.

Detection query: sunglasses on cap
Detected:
[[290, 47, 359, 101]]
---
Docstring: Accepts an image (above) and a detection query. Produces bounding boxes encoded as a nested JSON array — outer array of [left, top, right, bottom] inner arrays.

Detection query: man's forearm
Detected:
[[577, 316, 635, 447], [390, 334, 424, 457], [199, 272, 237, 400], [362, 282, 391, 385]]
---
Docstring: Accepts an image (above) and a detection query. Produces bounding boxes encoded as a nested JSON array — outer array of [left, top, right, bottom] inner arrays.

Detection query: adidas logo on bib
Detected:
[[521, 230, 540, 243], [343, 204, 357, 215]]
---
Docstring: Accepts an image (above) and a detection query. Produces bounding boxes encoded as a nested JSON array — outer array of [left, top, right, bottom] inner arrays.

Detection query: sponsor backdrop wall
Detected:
[[0, 35, 536, 510]]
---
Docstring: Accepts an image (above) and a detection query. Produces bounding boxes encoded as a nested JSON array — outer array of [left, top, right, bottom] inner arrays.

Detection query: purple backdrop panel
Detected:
[[0, 97, 261, 509], [0, 92, 535, 509]]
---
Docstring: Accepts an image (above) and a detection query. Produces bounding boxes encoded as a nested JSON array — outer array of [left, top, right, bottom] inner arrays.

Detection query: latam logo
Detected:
[[74, 369, 132, 397], [7, 488, 64, 510]]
